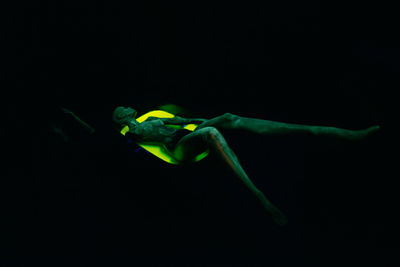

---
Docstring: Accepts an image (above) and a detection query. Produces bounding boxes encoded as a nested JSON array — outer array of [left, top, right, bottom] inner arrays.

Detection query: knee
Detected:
[[198, 127, 221, 142], [204, 126, 220, 136], [222, 112, 239, 122], [222, 112, 240, 128]]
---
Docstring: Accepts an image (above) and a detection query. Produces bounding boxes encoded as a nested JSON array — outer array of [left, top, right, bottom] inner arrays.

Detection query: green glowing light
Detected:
[[157, 104, 187, 115], [121, 110, 209, 164]]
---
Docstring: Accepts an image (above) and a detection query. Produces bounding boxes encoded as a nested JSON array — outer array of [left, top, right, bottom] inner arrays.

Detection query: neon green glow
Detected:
[[157, 104, 187, 115], [121, 110, 209, 164]]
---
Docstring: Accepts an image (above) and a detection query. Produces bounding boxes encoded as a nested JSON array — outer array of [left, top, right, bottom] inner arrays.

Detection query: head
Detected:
[[112, 106, 138, 129]]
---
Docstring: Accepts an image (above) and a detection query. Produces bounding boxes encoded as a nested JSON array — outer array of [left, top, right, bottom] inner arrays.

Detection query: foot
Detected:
[[269, 205, 288, 226], [349, 125, 380, 141]]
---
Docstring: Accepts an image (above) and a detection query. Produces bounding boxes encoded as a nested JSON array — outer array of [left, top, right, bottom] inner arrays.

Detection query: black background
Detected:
[[3, 1, 399, 266]]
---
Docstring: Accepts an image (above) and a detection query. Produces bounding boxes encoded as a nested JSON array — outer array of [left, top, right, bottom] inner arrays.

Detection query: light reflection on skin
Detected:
[[112, 105, 381, 226]]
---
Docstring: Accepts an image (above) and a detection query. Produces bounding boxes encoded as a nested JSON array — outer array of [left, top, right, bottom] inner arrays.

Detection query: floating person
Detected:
[[112, 106, 380, 225]]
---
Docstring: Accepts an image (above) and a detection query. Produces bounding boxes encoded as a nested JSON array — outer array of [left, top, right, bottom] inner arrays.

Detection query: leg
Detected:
[[197, 113, 380, 140], [172, 127, 287, 225]]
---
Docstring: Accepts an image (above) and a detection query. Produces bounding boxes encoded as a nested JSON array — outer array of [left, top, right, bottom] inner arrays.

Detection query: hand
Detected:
[[60, 106, 74, 115], [193, 119, 210, 131], [192, 118, 208, 124], [271, 210, 288, 226], [197, 119, 208, 123]]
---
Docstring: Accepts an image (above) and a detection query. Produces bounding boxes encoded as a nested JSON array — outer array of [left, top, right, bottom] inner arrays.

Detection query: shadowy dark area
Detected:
[[3, 1, 399, 266]]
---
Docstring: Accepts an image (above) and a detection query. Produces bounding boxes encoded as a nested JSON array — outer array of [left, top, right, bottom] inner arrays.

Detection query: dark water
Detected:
[[4, 1, 399, 266]]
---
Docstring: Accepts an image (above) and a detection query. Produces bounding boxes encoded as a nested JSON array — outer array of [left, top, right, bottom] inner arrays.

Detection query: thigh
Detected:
[[171, 128, 212, 163], [196, 113, 241, 131]]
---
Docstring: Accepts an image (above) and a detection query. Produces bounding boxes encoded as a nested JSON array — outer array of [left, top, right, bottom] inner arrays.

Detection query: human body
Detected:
[[113, 106, 380, 225]]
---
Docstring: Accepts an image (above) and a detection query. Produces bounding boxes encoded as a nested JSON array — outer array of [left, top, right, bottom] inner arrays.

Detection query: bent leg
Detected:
[[172, 127, 287, 225], [198, 113, 380, 140]]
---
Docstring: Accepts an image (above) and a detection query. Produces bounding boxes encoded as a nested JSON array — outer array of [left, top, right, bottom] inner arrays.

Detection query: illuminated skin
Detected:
[[113, 106, 380, 225]]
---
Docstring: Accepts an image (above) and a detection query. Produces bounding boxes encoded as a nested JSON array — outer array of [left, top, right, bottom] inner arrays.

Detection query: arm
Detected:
[[60, 107, 95, 134], [146, 116, 207, 125]]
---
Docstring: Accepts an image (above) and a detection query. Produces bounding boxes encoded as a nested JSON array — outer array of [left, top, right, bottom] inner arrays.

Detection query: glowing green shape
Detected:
[[120, 110, 209, 164], [157, 104, 188, 115]]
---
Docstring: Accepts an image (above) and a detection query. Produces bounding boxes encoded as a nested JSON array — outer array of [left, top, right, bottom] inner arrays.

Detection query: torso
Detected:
[[128, 118, 177, 145]]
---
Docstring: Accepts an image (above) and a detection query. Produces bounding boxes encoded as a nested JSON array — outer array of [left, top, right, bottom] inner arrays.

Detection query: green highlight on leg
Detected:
[[210, 134, 288, 225]]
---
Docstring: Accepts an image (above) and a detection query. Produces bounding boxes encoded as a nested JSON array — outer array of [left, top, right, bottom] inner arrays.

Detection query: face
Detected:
[[113, 106, 138, 125]]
